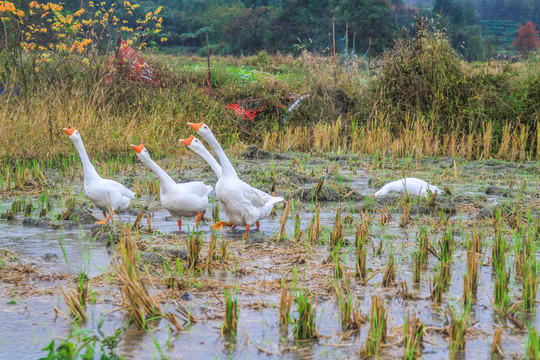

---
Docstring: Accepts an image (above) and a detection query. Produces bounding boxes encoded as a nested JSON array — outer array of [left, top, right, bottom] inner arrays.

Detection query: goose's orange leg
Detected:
[[96, 211, 112, 224], [212, 221, 235, 230], [256, 221, 260, 231], [177, 220, 182, 232], [195, 211, 206, 227], [243, 225, 251, 240]]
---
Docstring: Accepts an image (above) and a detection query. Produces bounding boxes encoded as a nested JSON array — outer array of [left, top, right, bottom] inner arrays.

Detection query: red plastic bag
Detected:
[[105, 39, 158, 85], [225, 103, 265, 121]]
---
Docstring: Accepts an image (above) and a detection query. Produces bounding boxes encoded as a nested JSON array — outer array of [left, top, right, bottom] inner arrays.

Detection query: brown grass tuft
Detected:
[[112, 226, 183, 331]]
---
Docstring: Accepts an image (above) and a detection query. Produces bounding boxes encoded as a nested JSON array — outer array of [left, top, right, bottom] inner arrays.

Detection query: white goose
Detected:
[[179, 135, 222, 178], [374, 178, 444, 197], [130, 144, 211, 232], [186, 123, 284, 239], [63, 128, 135, 224]]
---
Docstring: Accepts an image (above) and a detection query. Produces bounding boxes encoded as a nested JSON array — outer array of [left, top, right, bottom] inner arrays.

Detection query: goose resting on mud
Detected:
[[374, 178, 444, 197]]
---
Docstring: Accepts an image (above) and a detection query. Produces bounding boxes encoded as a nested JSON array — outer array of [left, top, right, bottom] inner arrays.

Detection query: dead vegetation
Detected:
[[112, 226, 185, 331], [57, 281, 88, 322]]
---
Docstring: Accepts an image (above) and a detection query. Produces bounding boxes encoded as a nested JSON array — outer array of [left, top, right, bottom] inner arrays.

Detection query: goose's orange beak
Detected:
[[63, 128, 75, 136], [187, 122, 203, 131], [179, 135, 194, 146], [130, 144, 144, 153]]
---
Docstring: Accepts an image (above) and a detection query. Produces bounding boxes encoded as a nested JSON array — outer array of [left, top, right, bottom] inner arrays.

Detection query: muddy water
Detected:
[[0, 223, 110, 276], [0, 155, 539, 359]]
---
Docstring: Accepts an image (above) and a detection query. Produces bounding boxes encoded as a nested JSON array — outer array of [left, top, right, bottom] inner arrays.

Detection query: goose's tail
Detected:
[[269, 196, 284, 205], [120, 195, 132, 211], [259, 196, 284, 220]]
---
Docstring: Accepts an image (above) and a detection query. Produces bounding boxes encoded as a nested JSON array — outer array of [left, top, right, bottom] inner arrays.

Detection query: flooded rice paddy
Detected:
[[1, 151, 539, 359]]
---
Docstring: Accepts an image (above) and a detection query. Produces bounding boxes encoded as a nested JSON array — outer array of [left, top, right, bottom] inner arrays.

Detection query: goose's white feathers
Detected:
[[184, 126, 283, 228], [102, 179, 136, 199], [85, 178, 134, 212], [131, 144, 211, 220], [374, 177, 444, 197], [64, 128, 134, 215], [216, 178, 283, 226], [161, 181, 212, 218]]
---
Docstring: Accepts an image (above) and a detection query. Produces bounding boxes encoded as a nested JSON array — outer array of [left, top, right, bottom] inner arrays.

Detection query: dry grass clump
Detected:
[[329, 208, 343, 251], [412, 250, 422, 283], [398, 281, 414, 301], [112, 226, 183, 331], [308, 202, 321, 244], [379, 205, 391, 226], [382, 255, 395, 287], [355, 221, 369, 280], [463, 225, 481, 302], [463, 250, 480, 302], [463, 250, 479, 304], [337, 289, 363, 331], [404, 311, 424, 359], [57, 280, 88, 322], [446, 302, 470, 359], [400, 202, 411, 228], [276, 199, 292, 240], [279, 281, 292, 328], [491, 327, 503, 357]]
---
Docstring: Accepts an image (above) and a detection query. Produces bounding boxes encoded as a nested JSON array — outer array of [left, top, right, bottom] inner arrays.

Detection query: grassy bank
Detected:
[[1, 34, 539, 165]]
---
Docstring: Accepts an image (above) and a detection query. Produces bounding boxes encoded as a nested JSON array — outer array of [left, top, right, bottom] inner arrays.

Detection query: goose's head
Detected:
[[63, 128, 81, 141], [130, 144, 150, 161], [187, 122, 213, 139], [373, 188, 387, 198], [179, 135, 205, 152]]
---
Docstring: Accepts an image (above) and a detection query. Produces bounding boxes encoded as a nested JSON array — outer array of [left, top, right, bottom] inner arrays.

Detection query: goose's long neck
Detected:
[[203, 132, 237, 178], [194, 146, 222, 178], [141, 156, 176, 186], [73, 138, 100, 182]]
